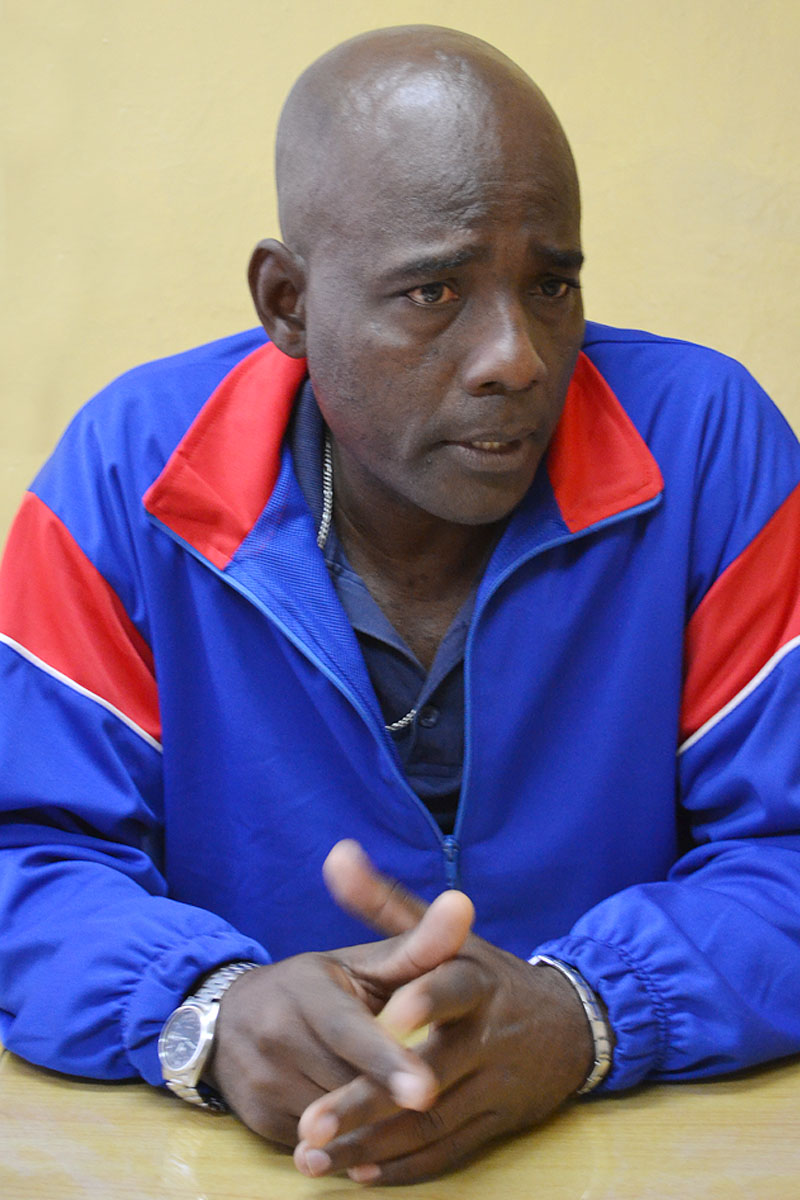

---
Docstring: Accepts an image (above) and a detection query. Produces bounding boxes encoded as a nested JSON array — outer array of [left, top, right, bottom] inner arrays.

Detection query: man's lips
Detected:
[[460, 438, 523, 453], [442, 433, 541, 472], [446, 431, 536, 453]]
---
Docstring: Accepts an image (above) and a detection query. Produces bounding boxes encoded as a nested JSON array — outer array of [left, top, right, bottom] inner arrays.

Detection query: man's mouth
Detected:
[[464, 438, 522, 453], [441, 434, 542, 475]]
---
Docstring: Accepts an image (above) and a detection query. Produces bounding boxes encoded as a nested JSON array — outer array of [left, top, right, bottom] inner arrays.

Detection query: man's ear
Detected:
[[248, 238, 307, 358]]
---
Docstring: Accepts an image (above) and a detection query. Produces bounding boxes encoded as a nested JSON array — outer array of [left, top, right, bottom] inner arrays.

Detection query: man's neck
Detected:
[[331, 466, 502, 671]]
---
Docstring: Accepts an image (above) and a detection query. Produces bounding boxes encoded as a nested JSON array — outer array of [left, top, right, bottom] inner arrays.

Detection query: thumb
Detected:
[[323, 839, 432, 933], [325, 840, 474, 986], [373, 887, 475, 990]]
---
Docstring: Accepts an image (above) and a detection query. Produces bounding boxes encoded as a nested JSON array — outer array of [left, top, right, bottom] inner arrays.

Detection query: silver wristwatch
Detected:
[[158, 960, 260, 1110]]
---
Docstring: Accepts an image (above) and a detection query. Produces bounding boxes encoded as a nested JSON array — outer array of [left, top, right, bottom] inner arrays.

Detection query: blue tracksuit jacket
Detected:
[[1, 321, 800, 1093]]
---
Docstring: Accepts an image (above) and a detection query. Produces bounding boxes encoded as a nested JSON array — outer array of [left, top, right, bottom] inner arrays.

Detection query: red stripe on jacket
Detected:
[[0, 492, 160, 742], [681, 481, 800, 741]]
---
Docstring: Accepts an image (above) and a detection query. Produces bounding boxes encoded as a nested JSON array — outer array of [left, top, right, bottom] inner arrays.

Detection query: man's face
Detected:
[[301, 82, 584, 530]]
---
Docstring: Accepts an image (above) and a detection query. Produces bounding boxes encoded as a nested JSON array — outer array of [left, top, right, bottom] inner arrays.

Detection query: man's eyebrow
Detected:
[[381, 248, 478, 282], [540, 247, 584, 271], [380, 244, 584, 284]]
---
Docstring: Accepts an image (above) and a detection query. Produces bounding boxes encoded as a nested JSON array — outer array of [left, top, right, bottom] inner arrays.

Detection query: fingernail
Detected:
[[348, 1164, 381, 1185], [390, 1069, 430, 1109], [296, 1145, 332, 1177], [306, 1111, 339, 1146]]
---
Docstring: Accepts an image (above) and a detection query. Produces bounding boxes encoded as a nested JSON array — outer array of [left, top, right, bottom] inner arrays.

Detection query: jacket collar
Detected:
[[143, 343, 306, 569], [144, 341, 663, 568], [548, 351, 663, 533]]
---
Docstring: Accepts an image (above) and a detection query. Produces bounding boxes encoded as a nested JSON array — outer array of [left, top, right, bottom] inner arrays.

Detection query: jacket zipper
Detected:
[[442, 835, 460, 889]]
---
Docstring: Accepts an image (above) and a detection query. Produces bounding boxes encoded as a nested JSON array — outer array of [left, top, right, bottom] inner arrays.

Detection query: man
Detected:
[[1, 24, 800, 1186]]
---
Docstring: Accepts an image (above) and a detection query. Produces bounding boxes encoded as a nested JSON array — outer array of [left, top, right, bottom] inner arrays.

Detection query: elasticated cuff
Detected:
[[533, 933, 670, 1091], [122, 928, 271, 1085]]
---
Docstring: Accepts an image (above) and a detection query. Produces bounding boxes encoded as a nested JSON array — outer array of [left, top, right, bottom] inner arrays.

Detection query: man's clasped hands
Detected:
[[208, 839, 593, 1184]]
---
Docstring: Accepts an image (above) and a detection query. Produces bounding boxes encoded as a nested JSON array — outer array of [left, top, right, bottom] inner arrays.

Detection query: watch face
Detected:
[[160, 1007, 203, 1073]]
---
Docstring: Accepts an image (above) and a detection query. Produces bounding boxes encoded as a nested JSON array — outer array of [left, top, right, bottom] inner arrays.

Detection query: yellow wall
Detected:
[[2, 0, 799, 540]]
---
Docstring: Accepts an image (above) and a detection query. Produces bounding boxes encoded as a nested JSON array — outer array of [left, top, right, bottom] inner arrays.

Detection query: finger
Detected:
[[247, 1108, 301, 1149], [296, 1087, 501, 1183], [296, 980, 439, 1111], [349, 1110, 501, 1186], [357, 888, 474, 993], [379, 954, 491, 1036], [297, 971, 487, 1154], [323, 839, 428, 934], [297, 1074, 398, 1149], [218, 1065, 320, 1146], [213, 1048, 344, 1144]]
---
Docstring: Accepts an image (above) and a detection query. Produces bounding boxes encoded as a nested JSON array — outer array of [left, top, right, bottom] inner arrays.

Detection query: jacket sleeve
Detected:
[[0, 415, 270, 1086], [537, 366, 800, 1091]]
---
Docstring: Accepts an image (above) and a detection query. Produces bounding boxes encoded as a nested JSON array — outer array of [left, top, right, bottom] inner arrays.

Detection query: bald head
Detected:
[[275, 26, 579, 258]]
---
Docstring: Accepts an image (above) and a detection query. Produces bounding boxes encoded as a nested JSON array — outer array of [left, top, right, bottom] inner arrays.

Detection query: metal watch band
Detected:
[[189, 959, 262, 1006], [528, 953, 614, 1094], [168, 1076, 228, 1112], [163, 960, 261, 1112]]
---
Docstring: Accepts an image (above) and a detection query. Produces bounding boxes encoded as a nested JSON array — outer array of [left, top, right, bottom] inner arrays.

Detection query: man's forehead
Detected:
[[316, 103, 579, 248], [276, 27, 579, 254]]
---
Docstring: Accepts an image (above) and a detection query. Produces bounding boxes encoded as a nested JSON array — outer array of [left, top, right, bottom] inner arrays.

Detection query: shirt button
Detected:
[[418, 705, 440, 728]]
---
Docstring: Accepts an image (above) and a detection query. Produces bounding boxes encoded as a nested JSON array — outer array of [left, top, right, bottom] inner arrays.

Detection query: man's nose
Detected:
[[461, 298, 547, 395]]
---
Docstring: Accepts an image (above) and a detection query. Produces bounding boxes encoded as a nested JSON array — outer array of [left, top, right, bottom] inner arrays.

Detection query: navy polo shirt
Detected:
[[290, 381, 478, 835]]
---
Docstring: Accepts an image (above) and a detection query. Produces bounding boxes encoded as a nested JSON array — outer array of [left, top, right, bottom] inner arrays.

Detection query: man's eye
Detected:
[[537, 278, 579, 300], [406, 282, 458, 306]]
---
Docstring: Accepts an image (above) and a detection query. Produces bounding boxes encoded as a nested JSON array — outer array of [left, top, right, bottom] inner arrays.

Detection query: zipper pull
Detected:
[[442, 835, 460, 889]]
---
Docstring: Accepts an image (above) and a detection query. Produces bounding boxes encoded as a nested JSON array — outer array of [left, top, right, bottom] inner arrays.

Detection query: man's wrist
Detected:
[[528, 953, 614, 1094], [158, 960, 262, 1111]]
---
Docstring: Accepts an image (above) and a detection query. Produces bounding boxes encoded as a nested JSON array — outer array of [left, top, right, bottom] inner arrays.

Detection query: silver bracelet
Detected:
[[528, 953, 614, 1094]]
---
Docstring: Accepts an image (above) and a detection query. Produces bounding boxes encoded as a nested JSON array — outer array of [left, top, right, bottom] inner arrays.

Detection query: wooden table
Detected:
[[2, 1042, 799, 1198]]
